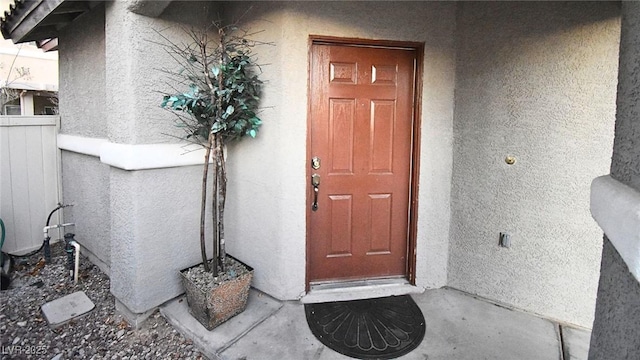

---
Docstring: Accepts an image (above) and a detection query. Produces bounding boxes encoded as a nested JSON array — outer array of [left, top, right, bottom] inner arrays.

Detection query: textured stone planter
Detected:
[[180, 256, 253, 330]]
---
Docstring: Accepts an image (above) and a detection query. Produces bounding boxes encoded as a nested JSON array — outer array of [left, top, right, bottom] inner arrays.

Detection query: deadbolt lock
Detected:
[[311, 174, 320, 186], [311, 157, 321, 170]]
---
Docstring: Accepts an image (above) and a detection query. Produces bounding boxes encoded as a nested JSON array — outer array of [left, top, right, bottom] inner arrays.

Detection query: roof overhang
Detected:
[[1, 0, 101, 44], [1, 0, 171, 47]]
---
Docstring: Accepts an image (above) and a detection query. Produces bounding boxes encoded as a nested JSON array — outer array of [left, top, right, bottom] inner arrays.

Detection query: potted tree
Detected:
[[159, 22, 265, 330]]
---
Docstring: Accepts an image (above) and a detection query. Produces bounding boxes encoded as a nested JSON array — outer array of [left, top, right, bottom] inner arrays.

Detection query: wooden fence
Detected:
[[0, 116, 62, 254]]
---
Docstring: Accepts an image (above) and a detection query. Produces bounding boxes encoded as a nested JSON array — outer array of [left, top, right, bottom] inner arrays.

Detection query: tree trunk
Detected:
[[200, 133, 214, 272], [218, 135, 227, 272], [211, 135, 219, 277]]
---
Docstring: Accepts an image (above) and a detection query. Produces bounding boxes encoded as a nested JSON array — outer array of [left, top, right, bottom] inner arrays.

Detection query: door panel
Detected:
[[308, 43, 416, 283]]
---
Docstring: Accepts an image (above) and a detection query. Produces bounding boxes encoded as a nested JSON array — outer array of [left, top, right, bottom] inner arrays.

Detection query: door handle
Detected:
[[311, 174, 320, 211]]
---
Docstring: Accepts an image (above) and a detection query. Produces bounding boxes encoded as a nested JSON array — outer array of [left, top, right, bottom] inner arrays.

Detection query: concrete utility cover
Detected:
[[41, 291, 95, 327]]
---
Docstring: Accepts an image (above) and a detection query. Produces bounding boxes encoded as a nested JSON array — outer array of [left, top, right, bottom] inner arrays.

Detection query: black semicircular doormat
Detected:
[[304, 295, 426, 359]]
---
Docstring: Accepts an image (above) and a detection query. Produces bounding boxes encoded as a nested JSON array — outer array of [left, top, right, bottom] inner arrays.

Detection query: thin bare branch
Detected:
[[155, 18, 269, 274]]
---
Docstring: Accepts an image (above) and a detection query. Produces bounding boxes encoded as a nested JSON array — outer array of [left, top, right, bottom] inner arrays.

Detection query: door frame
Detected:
[[305, 36, 424, 290]]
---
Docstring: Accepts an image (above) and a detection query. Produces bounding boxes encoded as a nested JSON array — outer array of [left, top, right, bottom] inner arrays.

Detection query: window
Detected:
[[4, 105, 21, 115]]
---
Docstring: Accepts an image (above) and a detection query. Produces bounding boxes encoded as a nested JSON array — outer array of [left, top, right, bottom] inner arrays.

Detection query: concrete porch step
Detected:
[[161, 287, 592, 360]]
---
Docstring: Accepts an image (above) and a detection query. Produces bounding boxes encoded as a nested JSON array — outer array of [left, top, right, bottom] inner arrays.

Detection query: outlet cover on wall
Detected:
[[499, 232, 511, 248]]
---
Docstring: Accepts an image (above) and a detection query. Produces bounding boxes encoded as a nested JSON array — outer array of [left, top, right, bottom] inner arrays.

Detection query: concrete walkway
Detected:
[[160, 288, 591, 360]]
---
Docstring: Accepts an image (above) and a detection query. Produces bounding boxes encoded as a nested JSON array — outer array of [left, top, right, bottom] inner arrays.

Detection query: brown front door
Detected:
[[308, 41, 418, 284]]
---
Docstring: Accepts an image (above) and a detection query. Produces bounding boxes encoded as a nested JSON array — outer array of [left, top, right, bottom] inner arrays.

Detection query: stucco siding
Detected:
[[449, 2, 620, 327], [105, 1, 219, 145], [58, 3, 105, 138], [589, 2, 640, 357], [588, 238, 640, 359], [56, 0, 222, 311], [61, 151, 111, 272], [103, 1, 222, 312], [223, 1, 457, 300], [58, 4, 111, 268], [109, 165, 211, 313], [54, 0, 628, 324], [610, 3, 640, 193]]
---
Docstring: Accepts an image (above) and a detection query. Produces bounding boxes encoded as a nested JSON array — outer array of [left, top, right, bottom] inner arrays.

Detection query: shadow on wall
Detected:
[[449, 1, 621, 328], [457, 1, 620, 38]]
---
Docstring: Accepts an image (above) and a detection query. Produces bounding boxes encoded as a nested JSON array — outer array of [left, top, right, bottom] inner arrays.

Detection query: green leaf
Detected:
[[211, 121, 225, 133], [159, 31, 266, 144], [161, 96, 170, 108]]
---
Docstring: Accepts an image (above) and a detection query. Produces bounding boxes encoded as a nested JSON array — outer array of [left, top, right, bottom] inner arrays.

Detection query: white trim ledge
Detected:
[[591, 175, 640, 284], [100, 142, 207, 170], [58, 134, 107, 158], [57, 134, 209, 170]]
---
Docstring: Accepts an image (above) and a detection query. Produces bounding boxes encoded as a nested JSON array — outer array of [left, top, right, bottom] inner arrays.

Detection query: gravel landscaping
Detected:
[[1, 242, 204, 360]]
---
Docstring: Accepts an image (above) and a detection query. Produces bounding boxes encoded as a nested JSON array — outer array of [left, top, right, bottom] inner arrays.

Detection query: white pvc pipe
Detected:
[[70, 241, 80, 284], [43, 223, 75, 235]]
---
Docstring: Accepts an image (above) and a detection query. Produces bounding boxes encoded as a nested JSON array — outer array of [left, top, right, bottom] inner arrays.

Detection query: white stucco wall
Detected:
[[106, 2, 218, 145], [103, 1, 221, 313], [58, 4, 111, 270], [59, 4, 106, 138], [449, 2, 620, 328], [224, 1, 457, 300], [60, 152, 111, 273], [56, 1, 621, 325], [109, 165, 211, 312], [58, 1, 221, 312], [589, 3, 640, 356]]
